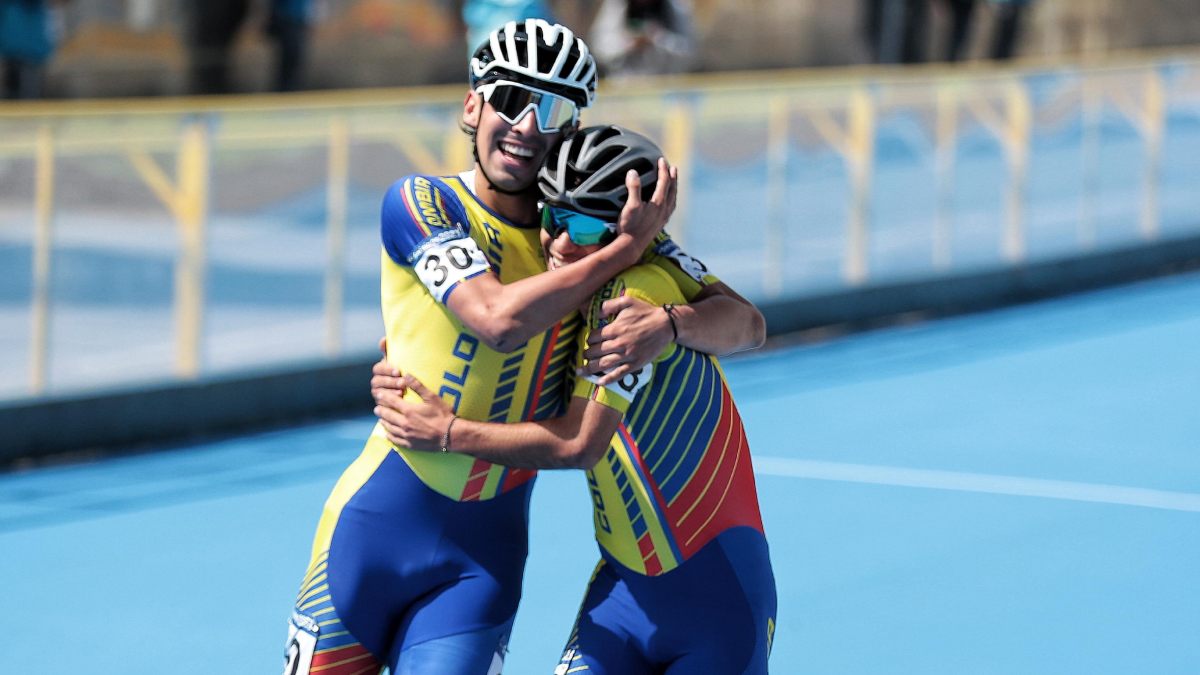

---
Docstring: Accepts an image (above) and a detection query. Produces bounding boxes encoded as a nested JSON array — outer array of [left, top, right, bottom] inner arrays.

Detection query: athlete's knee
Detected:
[[393, 624, 512, 675]]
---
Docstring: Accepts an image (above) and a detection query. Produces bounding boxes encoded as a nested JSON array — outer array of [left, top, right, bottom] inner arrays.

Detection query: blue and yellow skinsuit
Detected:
[[556, 265, 777, 675], [282, 172, 711, 674]]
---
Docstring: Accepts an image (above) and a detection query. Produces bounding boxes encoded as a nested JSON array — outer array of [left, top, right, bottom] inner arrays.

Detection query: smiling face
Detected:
[[541, 226, 605, 271], [464, 90, 564, 198]]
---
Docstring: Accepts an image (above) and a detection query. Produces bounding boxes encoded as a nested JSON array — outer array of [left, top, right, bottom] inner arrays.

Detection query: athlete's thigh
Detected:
[[283, 447, 414, 673], [389, 559, 523, 674], [555, 560, 654, 675], [283, 447, 531, 673], [652, 528, 777, 675]]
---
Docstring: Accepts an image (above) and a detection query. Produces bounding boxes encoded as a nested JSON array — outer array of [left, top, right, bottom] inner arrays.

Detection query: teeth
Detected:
[[501, 142, 535, 159]]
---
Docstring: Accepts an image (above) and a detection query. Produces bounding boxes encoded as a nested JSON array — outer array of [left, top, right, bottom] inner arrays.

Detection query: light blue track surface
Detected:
[[3, 273, 1198, 674]]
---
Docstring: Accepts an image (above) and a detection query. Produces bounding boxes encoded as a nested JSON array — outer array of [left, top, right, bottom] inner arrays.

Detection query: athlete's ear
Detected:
[[462, 91, 482, 131]]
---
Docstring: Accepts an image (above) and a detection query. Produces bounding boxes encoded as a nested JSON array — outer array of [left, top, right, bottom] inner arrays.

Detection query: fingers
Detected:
[[583, 330, 623, 359], [650, 157, 673, 207], [579, 352, 620, 375], [370, 371, 406, 401], [372, 387, 406, 409], [370, 377, 401, 399], [600, 295, 633, 319], [377, 336, 388, 356], [371, 355, 404, 402], [624, 169, 643, 209], [375, 411, 408, 448], [664, 164, 679, 216], [403, 374, 438, 403], [591, 363, 634, 387]]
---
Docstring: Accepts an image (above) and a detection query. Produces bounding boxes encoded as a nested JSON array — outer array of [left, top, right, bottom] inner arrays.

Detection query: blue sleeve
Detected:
[[380, 175, 472, 267]]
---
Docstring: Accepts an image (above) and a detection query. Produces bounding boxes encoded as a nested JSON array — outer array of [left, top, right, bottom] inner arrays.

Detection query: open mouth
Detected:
[[546, 251, 585, 271], [500, 141, 537, 162]]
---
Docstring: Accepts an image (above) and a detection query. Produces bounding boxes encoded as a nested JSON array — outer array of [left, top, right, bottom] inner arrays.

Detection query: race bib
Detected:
[[585, 363, 653, 404], [414, 235, 491, 303], [282, 612, 320, 675]]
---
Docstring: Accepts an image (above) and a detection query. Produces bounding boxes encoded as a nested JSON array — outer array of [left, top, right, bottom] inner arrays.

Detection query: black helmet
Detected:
[[469, 19, 597, 108], [538, 125, 663, 219]]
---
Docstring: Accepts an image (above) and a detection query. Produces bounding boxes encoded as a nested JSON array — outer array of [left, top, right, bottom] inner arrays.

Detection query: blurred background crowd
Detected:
[[2, 0, 1200, 101]]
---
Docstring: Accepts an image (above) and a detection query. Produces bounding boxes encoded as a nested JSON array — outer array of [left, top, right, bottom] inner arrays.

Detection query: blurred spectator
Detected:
[[0, 0, 65, 99], [989, 0, 1031, 60], [265, 0, 312, 91], [862, 0, 928, 64], [186, 0, 251, 94], [462, 0, 555, 56], [588, 0, 695, 78], [939, 0, 975, 62]]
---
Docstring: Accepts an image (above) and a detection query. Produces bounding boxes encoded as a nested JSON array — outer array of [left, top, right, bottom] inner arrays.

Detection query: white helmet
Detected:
[[469, 19, 597, 108]]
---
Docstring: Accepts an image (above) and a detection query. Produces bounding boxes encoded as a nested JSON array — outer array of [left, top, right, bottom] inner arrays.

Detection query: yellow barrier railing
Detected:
[[2, 51, 1197, 399]]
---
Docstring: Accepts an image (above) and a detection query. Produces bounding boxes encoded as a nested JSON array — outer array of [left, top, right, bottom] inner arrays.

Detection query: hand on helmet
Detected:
[[614, 157, 678, 252]]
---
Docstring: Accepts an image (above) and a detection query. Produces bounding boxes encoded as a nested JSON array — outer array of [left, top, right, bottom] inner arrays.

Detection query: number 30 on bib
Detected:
[[414, 236, 491, 303]]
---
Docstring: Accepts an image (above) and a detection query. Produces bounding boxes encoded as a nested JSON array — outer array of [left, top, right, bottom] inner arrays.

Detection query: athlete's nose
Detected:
[[555, 230, 584, 257], [511, 106, 542, 136]]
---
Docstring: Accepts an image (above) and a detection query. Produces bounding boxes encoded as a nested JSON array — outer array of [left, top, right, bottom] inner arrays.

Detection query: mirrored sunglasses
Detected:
[[478, 81, 579, 134], [540, 204, 616, 246]]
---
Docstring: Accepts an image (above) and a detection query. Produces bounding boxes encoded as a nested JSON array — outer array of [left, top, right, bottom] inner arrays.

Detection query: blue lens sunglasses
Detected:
[[540, 203, 617, 246]]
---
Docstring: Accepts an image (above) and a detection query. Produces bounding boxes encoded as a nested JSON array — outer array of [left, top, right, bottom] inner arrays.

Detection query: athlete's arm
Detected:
[[375, 375, 619, 470], [579, 281, 765, 384], [447, 163, 677, 352]]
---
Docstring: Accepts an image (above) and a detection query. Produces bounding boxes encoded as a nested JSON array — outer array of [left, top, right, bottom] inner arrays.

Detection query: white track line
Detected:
[[754, 457, 1200, 513]]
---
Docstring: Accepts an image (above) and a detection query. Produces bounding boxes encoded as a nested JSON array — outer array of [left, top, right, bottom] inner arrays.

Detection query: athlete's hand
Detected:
[[370, 337, 406, 403], [613, 158, 678, 258], [581, 296, 672, 385], [373, 375, 454, 452]]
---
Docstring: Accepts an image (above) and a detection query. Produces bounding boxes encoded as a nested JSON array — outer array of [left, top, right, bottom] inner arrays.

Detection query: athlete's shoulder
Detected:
[[381, 174, 472, 265], [643, 232, 720, 294], [611, 262, 687, 307]]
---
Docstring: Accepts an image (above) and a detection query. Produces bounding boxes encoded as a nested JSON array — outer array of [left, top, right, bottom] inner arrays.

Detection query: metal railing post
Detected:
[[1079, 74, 1101, 250], [845, 88, 876, 286], [174, 117, 211, 378], [30, 124, 56, 395], [934, 83, 958, 271], [1139, 66, 1165, 241], [1002, 78, 1032, 263], [662, 98, 694, 248], [764, 95, 788, 298], [325, 115, 350, 356]]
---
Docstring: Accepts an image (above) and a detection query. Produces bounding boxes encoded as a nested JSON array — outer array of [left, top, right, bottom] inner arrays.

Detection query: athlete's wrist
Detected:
[[662, 303, 680, 342], [602, 233, 642, 268], [439, 415, 458, 453]]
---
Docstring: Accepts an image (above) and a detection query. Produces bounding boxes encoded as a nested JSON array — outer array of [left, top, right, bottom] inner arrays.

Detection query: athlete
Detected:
[[282, 20, 759, 675], [373, 125, 776, 674]]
